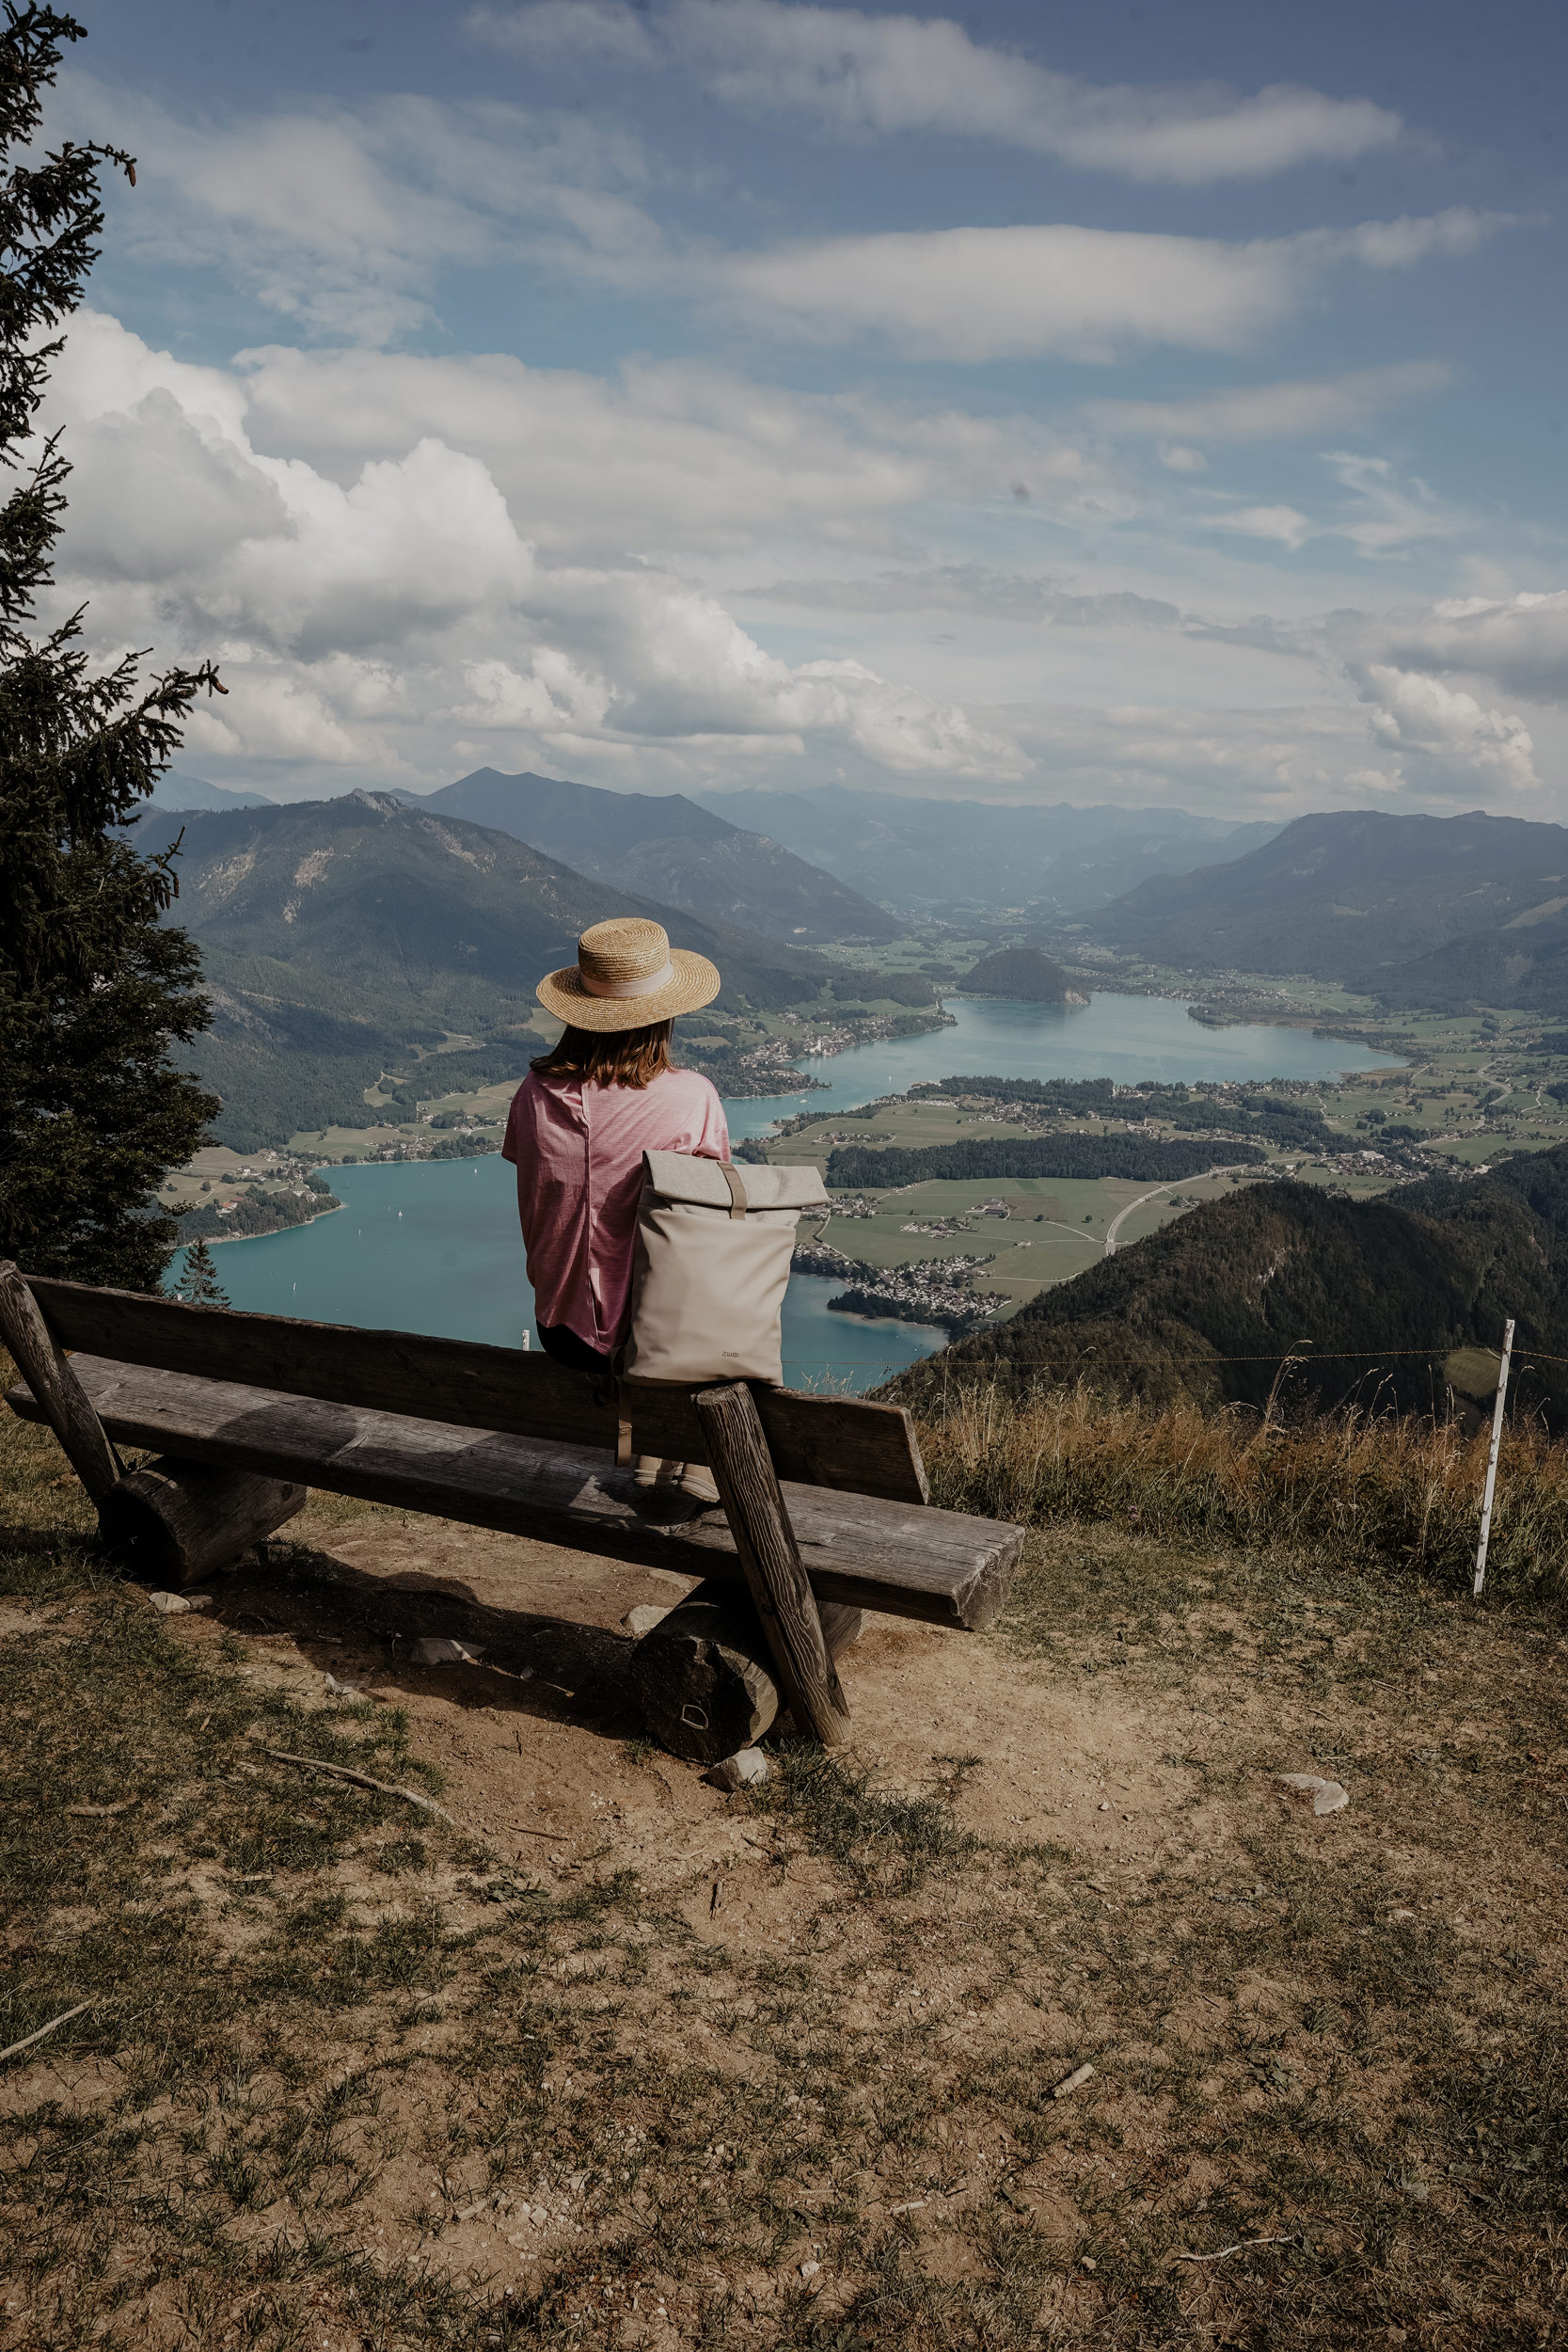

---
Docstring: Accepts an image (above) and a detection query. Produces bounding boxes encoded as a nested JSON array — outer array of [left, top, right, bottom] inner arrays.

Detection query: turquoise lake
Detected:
[[186, 994, 1400, 1392], [723, 990, 1398, 1139]]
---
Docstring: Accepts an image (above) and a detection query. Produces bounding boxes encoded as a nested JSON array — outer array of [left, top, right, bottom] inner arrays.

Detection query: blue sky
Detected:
[[41, 0, 1568, 814]]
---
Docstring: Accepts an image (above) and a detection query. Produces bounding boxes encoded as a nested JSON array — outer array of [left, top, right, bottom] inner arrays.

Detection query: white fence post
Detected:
[[1473, 1317, 1515, 1600]]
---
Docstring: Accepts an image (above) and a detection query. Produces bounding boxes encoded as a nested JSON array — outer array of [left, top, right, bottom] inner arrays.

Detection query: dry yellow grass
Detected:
[[917, 1378, 1568, 1608]]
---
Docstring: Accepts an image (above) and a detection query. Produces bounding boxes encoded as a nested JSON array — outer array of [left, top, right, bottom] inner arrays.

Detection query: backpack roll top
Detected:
[[622, 1152, 830, 1386]]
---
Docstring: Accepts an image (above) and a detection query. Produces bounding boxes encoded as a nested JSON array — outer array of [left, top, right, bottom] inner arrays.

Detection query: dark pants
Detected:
[[536, 1321, 614, 1376]]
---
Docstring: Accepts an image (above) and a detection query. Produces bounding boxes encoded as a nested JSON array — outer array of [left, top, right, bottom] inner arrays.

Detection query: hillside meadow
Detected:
[[2, 1349, 1565, 2351]]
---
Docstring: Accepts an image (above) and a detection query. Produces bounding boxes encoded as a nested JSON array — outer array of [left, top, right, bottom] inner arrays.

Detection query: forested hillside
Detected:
[[961, 946, 1080, 1001], [1091, 808, 1568, 1009], [1370, 907, 1568, 1015], [405, 768, 898, 944], [888, 1147, 1568, 1427], [904, 1077, 1331, 1152], [827, 1136, 1262, 1185], [140, 792, 830, 1149]]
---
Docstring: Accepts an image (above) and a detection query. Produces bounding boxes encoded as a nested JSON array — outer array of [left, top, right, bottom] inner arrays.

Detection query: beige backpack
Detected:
[[621, 1152, 830, 1386]]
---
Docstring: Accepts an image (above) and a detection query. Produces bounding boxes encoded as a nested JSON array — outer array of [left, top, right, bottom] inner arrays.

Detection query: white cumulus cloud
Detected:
[[228, 342, 1111, 554], [1370, 591, 1568, 707], [42, 311, 1025, 793], [1355, 663, 1540, 798]]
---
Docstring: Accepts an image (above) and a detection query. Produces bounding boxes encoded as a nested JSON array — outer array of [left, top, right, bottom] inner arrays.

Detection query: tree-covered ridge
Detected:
[[886, 1145, 1568, 1430], [1090, 807, 1568, 1015], [175, 1181, 341, 1246], [830, 969, 937, 1008], [408, 767, 902, 946], [143, 790, 836, 1149], [826, 1136, 1263, 1187], [911, 1075, 1333, 1153], [0, 7, 224, 1288], [961, 946, 1078, 1000], [1136, 1087, 1333, 1152]]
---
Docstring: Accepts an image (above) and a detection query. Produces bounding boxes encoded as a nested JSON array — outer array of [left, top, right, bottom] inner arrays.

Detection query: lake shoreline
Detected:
[[197, 1201, 342, 1246], [172, 993, 1399, 1391]]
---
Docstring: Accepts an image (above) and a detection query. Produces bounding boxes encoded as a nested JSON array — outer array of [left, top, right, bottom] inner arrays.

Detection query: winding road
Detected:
[[1103, 1165, 1252, 1257]]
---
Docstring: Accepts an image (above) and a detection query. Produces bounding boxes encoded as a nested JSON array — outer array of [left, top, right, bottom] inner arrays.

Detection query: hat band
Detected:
[[578, 958, 675, 1000]]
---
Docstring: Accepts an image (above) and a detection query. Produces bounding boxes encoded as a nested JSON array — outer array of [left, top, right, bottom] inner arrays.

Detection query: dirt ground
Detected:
[[191, 1502, 1567, 1968], [210, 1508, 1214, 1892], [2, 1440, 1566, 2348]]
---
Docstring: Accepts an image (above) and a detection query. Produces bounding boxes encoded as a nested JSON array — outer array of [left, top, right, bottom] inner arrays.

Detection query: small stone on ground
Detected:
[[703, 1747, 768, 1791], [408, 1636, 485, 1666], [1278, 1772, 1350, 1816]]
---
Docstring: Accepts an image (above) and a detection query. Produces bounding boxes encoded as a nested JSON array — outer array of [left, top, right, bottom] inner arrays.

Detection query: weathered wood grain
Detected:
[[0, 1263, 120, 1504], [696, 1380, 850, 1747], [628, 1581, 863, 1763], [98, 1457, 305, 1585], [628, 1583, 776, 1764], [7, 1359, 1022, 1629], [23, 1276, 928, 1504]]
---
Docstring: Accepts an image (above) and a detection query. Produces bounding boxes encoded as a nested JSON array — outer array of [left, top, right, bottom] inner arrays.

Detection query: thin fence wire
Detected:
[[782, 1340, 1568, 1373]]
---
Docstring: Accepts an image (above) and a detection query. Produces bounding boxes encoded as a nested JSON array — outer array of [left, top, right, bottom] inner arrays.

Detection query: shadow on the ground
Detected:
[[172, 1537, 647, 1735]]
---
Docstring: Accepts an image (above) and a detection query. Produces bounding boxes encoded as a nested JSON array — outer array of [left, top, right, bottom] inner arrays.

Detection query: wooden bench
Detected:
[[1, 1264, 1024, 1764]]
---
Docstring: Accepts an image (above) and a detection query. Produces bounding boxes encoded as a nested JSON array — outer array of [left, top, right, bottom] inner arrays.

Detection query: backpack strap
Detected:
[[719, 1162, 748, 1220], [592, 1362, 634, 1468]]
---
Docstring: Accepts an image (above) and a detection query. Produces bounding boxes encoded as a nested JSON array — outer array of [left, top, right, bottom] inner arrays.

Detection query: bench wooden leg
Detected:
[[694, 1381, 851, 1748], [0, 1262, 120, 1504], [629, 1578, 863, 1764], [98, 1456, 307, 1588]]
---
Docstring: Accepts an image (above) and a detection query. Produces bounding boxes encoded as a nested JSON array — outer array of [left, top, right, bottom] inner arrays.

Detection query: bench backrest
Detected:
[[25, 1277, 929, 1506]]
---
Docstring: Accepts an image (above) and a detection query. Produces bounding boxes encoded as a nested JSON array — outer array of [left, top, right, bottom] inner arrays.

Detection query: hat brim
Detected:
[[536, 946, 721, 1031]]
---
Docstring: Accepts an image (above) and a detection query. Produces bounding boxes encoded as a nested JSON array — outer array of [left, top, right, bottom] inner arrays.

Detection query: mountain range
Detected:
[[694, 785, 1279, 921], [139, 786, 1568, 1159], [139, 791, 832, 1151], [395, 768, 899, 946], [888, 1147, 1568, 1432], [1090, 809, 1568, 1011], [156, 771, 1275, 930], [151, 770, 275, 814]]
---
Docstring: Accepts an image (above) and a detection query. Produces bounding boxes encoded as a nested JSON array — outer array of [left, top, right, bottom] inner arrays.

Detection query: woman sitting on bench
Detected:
[[503, 916, 729, 1502]]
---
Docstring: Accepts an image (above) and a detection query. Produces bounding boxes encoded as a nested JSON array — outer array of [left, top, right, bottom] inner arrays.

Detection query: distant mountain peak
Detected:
[[690, 785, 1281, 924], [1090, 805, 1568, 1014], [401, 764, 899, 945]]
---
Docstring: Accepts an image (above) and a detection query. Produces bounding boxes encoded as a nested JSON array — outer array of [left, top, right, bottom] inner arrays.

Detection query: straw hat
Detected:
[[536, 916, 721, 1031]]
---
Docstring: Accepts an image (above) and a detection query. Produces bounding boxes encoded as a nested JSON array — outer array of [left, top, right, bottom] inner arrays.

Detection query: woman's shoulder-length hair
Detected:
[[530, 1019, 677, 1089]]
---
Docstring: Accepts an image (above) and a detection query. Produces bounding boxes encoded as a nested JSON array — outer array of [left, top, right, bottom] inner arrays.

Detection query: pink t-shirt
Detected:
[[503, 1065, 730, 1352]]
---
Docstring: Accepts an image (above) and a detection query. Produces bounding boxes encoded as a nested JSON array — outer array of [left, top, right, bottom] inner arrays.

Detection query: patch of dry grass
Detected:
[[917, 1377, 1568, 1607]]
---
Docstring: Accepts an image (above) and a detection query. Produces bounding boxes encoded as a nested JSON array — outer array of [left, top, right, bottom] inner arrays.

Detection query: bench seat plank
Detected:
[[24, 1278, 928, 1505], [7, 1359, 1023, 1632]]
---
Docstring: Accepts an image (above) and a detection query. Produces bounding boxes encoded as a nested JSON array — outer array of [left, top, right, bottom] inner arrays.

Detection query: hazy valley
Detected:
[[136, 777, 1568, 1413]]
